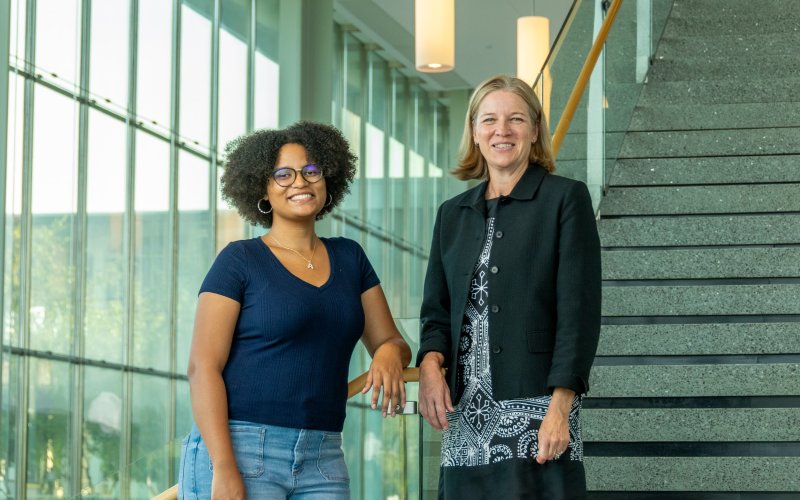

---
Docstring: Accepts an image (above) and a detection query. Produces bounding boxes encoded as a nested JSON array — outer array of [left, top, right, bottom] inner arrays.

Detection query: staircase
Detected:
[[584, 0, 800, 497]]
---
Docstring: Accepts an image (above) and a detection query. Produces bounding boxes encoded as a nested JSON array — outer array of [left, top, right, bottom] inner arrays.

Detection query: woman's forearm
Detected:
[[189, 368, 237, 470], [548, 387, 576, 415], [376, 337, 412, 367]]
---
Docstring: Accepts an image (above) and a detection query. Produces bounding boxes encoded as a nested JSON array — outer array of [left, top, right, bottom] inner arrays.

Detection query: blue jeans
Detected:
[[178, 420, 350, 499]]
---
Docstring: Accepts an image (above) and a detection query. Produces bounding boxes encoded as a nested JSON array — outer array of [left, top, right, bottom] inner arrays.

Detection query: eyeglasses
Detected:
[[270, 164, 324, 187]]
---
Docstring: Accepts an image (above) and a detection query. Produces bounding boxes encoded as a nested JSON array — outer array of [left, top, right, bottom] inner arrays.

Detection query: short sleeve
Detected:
[[199, 242, 248, 303], [352, 240, 380, 293]]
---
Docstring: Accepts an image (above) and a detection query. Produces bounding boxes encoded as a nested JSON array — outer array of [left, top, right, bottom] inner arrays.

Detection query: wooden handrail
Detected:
[[551, 0, 624, 156], [151, 367, 422, 499]]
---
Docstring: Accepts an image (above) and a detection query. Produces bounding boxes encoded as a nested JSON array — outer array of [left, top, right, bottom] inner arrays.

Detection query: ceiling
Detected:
[[333, 0, 574, 91]]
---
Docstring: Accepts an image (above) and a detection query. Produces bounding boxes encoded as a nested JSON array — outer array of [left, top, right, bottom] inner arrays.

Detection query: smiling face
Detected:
[[264, 143, 327, 225], [472, 90, 538, 175]]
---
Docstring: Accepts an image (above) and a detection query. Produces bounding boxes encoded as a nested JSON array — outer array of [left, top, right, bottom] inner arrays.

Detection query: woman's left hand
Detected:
[[363, 341, 407, 417], [535, 387, 575, 464]]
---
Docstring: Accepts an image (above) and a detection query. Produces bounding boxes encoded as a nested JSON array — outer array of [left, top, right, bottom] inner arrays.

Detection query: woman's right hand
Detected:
[[211, 462, 246, 500], [418, 352, 453, 430]]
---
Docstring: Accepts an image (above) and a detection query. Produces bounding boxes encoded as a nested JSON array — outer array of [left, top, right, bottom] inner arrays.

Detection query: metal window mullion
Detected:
[[332, 23, 344, 132], [380, 58, 390, 291], [166, 0, 186, 488], [246, 0, 254, 132], [208, 0, 220, 251], [14, 0, 37, 496], [120, 0, 140, 496], [69, 0, 92, 495], [357, 40, 367, 239], [0, 0, 11, 439], [400, 76, 411, 317], [0, 0, 10, 343]]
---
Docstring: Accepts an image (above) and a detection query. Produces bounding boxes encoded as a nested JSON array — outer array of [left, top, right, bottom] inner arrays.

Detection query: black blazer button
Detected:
[[490, 266, 499, 274], [492, 346, 502, 354], [491, 305, 500, 313], [495, 230, 504, 239]]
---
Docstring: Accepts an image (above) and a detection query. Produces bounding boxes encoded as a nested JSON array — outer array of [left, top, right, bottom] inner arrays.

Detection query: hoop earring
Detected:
[[325, 193, 333, 207], [257, 199, 272, 214]]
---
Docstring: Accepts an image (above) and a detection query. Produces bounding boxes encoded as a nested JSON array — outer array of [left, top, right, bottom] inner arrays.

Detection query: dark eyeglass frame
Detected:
[[270, 164, 324, 187]]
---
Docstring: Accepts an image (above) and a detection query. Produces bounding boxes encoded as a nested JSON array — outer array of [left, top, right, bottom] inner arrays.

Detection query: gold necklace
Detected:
[[269, 234, 318, 270]]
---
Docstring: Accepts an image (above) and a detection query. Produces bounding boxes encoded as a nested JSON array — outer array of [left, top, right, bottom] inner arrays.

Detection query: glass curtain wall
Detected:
[[331, 25, 450, 500], [2, 2, 452, 498], [1, 0, 279, 497]]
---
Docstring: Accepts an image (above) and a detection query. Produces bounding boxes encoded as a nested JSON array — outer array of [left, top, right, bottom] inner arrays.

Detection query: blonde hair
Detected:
[[452, 75, 555, 180]]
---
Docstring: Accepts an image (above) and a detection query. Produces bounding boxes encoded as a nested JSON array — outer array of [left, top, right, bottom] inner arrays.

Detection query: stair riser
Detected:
[[583, 408, 800, 441], [599, 215, 800, 247], [628, 103, 800, 131], [610, 156, 800, 186], [598, 323, 800, 355], [649, 56, 800, 82], [602, 247, 800, 280], [603, 284, 800, 316], [639, 79, 800, 106], [658, 33, 800, 59], [590, 363, 800, 397], [619, 129, 800, 159], [602, 184, 800, 216], [585, 457, 800, 492]]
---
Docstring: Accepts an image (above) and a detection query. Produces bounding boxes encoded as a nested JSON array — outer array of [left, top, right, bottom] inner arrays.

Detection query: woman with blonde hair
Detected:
[[417, 75, 601, 499]]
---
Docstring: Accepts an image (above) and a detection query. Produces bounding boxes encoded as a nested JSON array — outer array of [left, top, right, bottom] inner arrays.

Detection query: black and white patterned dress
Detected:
[[438, 199, 585, 498]]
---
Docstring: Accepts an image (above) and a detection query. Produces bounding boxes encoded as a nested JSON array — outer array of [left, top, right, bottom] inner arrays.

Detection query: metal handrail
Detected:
[[551, 0, 624, 156], [151, 367, 422, 500]]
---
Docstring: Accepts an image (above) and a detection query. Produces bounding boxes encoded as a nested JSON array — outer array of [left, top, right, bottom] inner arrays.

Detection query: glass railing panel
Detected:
[[342, 317, 422, 499], [535, 0, 674, 209], [537, 0, 602, 203], [114, 438, 181, 500], [603, 0, 675, 189], [344, 391, 421, 500]]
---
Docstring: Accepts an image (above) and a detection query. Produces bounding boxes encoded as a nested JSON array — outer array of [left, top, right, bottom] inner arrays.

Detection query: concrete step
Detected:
[[619, 128, 800, 159], [628, 103, 800, 131], [639, 78, 800, 106], [585, 457, 800, 492], [602, 284, 800, 316], [583, 408, 800, 442], [658, 32, 800, 59], [602, 247, 800, 280], [590, 363, 800, 397], [599, 214, 800, 247], [649, 53, 800, 82], [669, 0, 800, 19], [601, 184, 800, 216], [667, 1, 800, 37], [597, 323, 800, 356], [609, 156, 800, 186]]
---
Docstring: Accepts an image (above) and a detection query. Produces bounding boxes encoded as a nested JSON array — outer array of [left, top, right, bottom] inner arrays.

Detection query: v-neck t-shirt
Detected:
[[199, 236, 379, 431]]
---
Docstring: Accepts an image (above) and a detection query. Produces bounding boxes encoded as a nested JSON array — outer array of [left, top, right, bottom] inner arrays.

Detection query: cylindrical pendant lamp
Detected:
[[415, 0, 455, 73], [517, 16, 550, 86]]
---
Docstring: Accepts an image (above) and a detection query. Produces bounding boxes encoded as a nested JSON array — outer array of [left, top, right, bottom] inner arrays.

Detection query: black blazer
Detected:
[[417, 165, 601, 402]]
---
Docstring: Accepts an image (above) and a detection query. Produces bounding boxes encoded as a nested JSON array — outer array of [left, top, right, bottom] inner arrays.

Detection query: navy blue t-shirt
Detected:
[[199, 236, 380, 432]]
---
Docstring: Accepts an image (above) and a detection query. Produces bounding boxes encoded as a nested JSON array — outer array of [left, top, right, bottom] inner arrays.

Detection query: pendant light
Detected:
[[415, 0, 455, 73], [517, 1, 550, 86]]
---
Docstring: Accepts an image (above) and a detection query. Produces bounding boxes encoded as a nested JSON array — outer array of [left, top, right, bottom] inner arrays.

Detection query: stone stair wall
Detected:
[[584, 0, 800, 497]]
